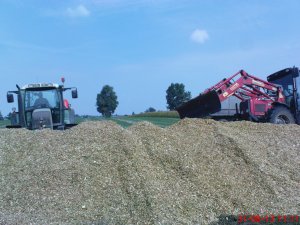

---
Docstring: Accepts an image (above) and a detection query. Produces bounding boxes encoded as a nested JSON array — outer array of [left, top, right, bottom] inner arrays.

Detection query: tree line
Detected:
[[96, 83, 191, 117]]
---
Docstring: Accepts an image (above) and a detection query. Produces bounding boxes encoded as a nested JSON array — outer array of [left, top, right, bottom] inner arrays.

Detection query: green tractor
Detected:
[[7, 81, 78, 130]]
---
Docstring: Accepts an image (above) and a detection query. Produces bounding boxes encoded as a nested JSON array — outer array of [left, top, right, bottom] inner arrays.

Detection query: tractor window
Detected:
[[296, 77, 300, 107], [296, 77, 300, 92], [25, 89, 60, 110], [270, 74, 293, 96]]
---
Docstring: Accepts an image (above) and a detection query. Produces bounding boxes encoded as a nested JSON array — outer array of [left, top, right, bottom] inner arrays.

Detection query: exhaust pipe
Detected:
[[176, 90, 221, 119]]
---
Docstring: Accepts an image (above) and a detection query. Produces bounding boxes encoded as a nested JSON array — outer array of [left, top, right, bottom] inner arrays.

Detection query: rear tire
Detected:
[[269, 106, 295, 124]]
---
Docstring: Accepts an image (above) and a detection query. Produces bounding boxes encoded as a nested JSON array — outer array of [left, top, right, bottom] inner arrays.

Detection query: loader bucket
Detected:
[[176, 90, 221, 119]]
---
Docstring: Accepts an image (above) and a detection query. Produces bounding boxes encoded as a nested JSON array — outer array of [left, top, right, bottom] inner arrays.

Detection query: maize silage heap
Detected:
[[0, 119, 299, 224]]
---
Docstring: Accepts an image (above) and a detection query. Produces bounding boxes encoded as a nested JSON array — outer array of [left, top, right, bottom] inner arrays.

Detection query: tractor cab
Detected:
[[267, 67, 300, 121], [7, 83, 78, 130]]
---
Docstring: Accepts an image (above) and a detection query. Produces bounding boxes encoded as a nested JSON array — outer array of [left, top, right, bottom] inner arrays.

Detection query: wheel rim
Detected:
[[275, 115, 290, 124]]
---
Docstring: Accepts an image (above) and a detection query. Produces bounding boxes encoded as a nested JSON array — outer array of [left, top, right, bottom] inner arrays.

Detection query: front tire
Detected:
[[269, 106, 295, 124]]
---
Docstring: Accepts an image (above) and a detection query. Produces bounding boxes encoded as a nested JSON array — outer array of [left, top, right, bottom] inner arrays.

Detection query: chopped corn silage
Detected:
[[0, 119, 299, 224]]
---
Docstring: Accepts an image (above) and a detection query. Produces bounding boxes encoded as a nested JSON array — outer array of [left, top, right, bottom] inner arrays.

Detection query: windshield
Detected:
[[270, 74, 294, 97], [24, 89, 60, 110]]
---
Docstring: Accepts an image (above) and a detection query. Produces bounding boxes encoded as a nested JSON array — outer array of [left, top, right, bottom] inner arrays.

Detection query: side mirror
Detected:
[[71, 88, 78, 99], [7, 93, 14, 103]]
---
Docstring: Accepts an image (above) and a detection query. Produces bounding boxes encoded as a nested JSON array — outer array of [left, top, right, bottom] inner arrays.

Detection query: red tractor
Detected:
[[177, 67, 300, 124]]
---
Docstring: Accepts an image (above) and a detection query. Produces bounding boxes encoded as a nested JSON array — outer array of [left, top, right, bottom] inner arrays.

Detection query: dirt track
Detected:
[[0, 119, 299, 224]]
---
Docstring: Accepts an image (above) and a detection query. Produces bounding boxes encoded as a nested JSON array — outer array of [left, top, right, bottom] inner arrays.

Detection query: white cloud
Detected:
[[190, 29, 209, 44], [66, 4, 90, 17]]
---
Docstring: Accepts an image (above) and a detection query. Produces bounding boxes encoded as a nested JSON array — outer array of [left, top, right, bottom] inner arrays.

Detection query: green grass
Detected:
[[0, 120, 10, 128], [75, 114, 180, 128], [75, 116, 104, 124], [132, 111, 179, 118], [0, 114, 180, 129], [117, 111, 180, 128]]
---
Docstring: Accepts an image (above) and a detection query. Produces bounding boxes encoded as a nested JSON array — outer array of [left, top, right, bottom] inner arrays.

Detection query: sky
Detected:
[[0, 0, 300, 116]]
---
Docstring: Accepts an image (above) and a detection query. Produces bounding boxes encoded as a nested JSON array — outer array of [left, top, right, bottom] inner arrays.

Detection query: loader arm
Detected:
[[177, 70, 286, 119]]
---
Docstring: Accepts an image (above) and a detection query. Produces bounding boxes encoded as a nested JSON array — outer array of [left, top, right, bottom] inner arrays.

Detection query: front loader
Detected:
[[7, 81, 78, 130], [177, 67, 300, 124]]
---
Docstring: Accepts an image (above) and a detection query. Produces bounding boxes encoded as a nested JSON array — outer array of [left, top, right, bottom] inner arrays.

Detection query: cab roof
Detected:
[[22, 83, 60, 89], [267, 67, 299, 82]]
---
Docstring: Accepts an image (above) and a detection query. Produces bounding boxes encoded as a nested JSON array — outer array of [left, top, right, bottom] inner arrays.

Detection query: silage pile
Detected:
[[0, 119, 299, 225]]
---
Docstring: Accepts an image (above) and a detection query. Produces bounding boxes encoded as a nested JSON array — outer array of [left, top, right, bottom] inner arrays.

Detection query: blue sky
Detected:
[[1, 0, 300, 116]]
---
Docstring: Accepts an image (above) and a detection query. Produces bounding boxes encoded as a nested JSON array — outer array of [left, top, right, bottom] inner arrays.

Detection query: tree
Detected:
[[145, 107, 156, 113], [0, 111, 3, 121], [166, 83, 191, 110], [96, 85, 119, 117]]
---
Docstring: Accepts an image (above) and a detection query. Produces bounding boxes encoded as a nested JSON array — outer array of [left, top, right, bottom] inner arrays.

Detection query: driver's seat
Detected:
[[34, 98, 50, 108]]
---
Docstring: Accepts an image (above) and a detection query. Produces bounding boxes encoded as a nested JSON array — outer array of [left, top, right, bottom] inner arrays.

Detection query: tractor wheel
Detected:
[[269, 106, 295, 124]]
